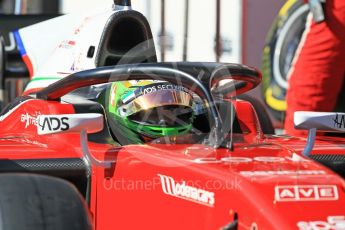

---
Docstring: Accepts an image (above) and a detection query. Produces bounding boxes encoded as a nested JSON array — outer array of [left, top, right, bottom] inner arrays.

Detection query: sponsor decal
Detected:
[[38, 117, 69, 132], [275, 185, 338, 202], [0, 137, 48, 148], [122, 83, 190, 103], [20, 111, 41, 128], [333, 113, 345, 129], [70, 52, 86, 72], [240, 170, 326, 177], [110, 84, 117, 106], [141, 83, 188, 94], [58, 40, 75, 49], [194, 155, 309, 165], [74, 16, 91, 35], [158, 174, 215, 207], [16, 138, 47, 148], [298, 216, 345, 230], [220, 155, 309, 164]]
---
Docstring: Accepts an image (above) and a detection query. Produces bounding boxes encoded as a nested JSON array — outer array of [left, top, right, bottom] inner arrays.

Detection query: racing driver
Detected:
[[106, 80, 198, 144]]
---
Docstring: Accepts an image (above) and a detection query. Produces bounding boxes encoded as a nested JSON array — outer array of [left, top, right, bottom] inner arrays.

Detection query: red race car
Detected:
[[1, 1, 345, 230]]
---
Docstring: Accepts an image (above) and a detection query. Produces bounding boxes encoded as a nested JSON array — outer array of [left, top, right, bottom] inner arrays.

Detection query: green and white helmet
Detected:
[[108, 80, 194, 139]]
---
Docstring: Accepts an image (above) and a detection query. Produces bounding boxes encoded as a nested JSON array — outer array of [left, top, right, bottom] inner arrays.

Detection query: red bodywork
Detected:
[[1, 98, 345, 230]]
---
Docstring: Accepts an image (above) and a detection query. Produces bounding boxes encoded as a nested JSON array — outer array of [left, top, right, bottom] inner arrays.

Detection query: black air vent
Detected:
[[107, 18, 146, 52], [0, 158, 89, 197], [310, 154, 345, 161], [310, 154, 345, 179], [96, 10, 157, 67]]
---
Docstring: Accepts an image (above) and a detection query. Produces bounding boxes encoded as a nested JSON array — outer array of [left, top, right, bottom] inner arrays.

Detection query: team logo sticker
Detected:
[[275, 185, 338, 202], [158, 174, 215, 207], [20, 111, 41, 128], [333, 113, 345, 129], [38, 116, 70, 134]]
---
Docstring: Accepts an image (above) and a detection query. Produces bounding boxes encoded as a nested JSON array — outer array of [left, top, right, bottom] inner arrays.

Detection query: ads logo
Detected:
[[275, 185, 338, 202], [38, 117, 69, 133], [158, 174, 215, 207]]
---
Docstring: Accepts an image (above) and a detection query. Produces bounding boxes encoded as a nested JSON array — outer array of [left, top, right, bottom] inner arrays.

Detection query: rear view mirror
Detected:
[[294, 111, 345, 157], [37, 113, 113, 168], [294, 111, 345, 132]]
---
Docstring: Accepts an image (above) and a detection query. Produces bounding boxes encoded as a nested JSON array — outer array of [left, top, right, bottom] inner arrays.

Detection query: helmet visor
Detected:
[[129, 105, 193, 126], [118, 90, 193, 118]]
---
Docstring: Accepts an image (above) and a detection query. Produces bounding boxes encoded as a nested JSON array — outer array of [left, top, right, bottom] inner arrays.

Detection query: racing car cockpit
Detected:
[[0, 0, 272, 149], [36, 61, 264, 149], [3, 2, 345, 229]]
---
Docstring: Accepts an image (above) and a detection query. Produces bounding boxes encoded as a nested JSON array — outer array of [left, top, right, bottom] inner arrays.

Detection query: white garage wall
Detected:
[[59, 0, 113, 13], [59, 0, 242, 63]]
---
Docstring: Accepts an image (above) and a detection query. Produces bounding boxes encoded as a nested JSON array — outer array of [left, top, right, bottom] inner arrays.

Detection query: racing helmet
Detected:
[[107, 80, 195, 139]]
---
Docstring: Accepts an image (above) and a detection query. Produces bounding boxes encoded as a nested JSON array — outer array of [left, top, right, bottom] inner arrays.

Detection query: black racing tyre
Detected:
[[261, 0, 309, 123], [238, 94, 275, 134], [0, 174, 92, 230]]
